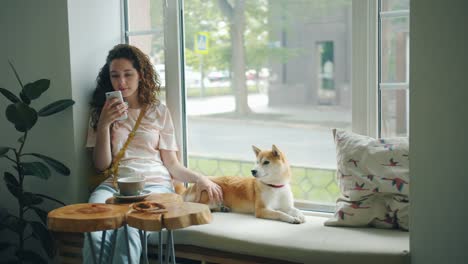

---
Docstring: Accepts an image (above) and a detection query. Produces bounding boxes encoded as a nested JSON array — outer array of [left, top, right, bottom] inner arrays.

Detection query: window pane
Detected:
[[128, 0, 163, 32], [379, 0, 410, 138], [381, 88, 408, 137], [127, 0, 166, 102], [184, 0, 352, 210], [381, 0, 409, 12], [380, 16, 409, 83]]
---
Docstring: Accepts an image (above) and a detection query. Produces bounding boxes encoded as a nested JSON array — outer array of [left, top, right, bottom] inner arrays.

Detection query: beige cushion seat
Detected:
[[148, 212, 410, 264]]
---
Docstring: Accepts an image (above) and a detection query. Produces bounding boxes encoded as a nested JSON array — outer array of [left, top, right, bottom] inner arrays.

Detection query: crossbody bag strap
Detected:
[[101, 106, 147, 189]]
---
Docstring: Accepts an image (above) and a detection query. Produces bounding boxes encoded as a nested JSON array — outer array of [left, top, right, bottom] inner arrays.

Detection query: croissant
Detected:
[[131, 201, 166, 213]]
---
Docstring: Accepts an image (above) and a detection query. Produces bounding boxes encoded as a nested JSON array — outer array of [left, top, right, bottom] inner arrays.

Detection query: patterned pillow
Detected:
[[324, 129, 410, 231]]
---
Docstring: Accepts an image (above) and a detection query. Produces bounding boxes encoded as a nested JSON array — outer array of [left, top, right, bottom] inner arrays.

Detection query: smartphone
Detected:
[[105, 91, 128, 121]]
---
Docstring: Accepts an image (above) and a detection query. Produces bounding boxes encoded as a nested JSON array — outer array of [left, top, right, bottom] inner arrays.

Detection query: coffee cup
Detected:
[[117, 176, 145, 196]]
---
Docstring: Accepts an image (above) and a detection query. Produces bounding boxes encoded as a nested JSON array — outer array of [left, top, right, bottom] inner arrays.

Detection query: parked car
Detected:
[[207, 70, 230, 82], [154, 64, 201, 89]]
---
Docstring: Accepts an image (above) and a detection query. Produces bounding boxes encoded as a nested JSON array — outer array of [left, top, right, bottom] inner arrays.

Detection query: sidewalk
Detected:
[[186, 94, 351, 129]]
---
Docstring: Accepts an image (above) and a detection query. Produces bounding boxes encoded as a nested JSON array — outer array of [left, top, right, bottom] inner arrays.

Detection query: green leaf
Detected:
[[37, 99, 75, 117], [4, 216, 26, 234], [30, 207, 48, 225], [0, 242, 14, 251], [0, 207, 8, 222], [29, 221, 55, 258], [0, 208, 10, 231], [20, 162, 51, 179], [4, 172, 19, 187], [0, 88, 20, 103], [22, 79, 50, 101], [34, 194, 66, 206], [6, 181, 21, 198], [16, 249, 48, 264], [22, 192, 43, 206], [0, 147, 12, 157], [19, 91, 31, 105], [24, 153, 70, 176], [5, 102, 38, 132], [0, 260, 20, 264], [8, 60, 24, 89]]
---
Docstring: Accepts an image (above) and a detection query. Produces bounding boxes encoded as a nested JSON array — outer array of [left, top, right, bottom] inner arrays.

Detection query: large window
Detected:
[[184, 0, 352, 212], [124, 0, 409, 212]]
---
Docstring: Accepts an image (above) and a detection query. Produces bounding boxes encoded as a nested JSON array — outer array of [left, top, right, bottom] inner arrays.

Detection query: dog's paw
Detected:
[[289, 209, 306, 223], [219, 205, 231, 212], [211, 203, 231, 213], [282, 215, 302, 224], [289, 216, 303, 224], [296, 212, 306, 223]]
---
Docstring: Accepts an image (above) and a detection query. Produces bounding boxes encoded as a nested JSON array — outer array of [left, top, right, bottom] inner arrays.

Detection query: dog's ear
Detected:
[[252, 145, 261, 156], [272, 144, 282, 157]]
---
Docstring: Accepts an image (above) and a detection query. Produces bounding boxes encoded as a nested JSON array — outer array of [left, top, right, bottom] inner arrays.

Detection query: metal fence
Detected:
[[188, 155, 339, 204]]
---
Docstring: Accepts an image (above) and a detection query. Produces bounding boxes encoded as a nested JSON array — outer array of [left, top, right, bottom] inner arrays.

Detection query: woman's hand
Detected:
[[97, 97, 128, 129], [160, 149, 223, 203], [194, 176, 223, 204]]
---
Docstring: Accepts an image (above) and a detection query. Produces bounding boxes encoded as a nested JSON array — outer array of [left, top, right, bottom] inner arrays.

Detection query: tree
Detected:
[[218, 0, 250, 114]]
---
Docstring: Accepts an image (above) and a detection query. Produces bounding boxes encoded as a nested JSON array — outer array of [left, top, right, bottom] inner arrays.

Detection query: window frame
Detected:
[[123, 0, 396, 212], [378, 1, 410, 137]]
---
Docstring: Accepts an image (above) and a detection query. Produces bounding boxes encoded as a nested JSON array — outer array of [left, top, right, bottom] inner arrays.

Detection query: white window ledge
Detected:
[[148, 212, 410, 264]]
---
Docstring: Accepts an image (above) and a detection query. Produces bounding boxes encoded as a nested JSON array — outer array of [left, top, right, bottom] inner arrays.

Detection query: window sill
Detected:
[[149, 212, 410, 264]]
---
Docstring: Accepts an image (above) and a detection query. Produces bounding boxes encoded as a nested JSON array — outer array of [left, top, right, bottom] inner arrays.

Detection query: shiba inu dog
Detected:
[[183, 145, 305, 224]]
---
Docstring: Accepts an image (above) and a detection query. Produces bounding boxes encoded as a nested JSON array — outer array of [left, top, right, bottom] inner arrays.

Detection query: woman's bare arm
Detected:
[[161, 149, 223, 202]]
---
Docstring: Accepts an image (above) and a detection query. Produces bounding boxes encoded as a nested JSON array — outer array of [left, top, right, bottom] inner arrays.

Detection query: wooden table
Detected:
[[106, 193, 212, 264], [47, 193, 211, 264], [48, 203, 129, 264]]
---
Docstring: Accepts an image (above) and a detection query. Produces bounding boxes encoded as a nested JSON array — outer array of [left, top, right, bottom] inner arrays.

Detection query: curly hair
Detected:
[[89, 44, 161, 130]]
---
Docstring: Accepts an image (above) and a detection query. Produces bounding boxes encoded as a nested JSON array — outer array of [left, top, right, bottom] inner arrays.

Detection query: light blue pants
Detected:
[[82, 184, 174, 264]]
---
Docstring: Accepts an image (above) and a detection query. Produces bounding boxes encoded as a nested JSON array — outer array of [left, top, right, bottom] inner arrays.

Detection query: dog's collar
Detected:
[[262, 182, 285, 188]]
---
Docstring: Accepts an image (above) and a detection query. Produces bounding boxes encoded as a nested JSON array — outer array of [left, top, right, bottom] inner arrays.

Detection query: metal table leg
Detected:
[[87, 230, 107, 264], [86, 233, 97, 264], [109, 230, 118, 264], [98, 231, 106, 264], [169, 230, 176, 264], [159, 231, 163, 264], [139, 230, 149, 264], [143, 230, 148, 264], [165, 230, 175, 264], [124, 224, 132, 264]]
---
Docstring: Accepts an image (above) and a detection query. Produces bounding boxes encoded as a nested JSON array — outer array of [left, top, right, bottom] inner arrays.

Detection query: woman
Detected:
[[83, 44, 222, 263]]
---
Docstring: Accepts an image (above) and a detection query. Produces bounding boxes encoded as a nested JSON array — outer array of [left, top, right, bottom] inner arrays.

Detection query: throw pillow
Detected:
[[324, 129, 409, 231]]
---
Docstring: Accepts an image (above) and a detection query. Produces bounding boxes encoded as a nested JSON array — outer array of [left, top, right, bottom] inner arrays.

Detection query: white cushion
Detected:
[[325, 129, 410, 230], [149, 212, 409, 264]]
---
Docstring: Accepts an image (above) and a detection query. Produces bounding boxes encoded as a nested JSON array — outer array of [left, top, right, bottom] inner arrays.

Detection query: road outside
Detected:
[[185, 94, 351, 170]]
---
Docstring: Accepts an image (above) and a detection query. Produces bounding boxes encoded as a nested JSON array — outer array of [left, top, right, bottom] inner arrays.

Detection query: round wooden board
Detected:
[[162, 202, 212, 230], [48, 203, 126, 233]]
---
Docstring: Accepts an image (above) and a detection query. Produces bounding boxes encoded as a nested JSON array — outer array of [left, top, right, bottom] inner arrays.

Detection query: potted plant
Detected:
[[0, 61, 75, 263]]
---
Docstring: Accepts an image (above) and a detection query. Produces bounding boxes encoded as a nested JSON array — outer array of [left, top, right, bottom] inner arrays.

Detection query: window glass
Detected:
[[127, 0, 166, 103], [379, 0, 410, 137], [184, 0, 353, 210], [127, 0, 163, 32], [381, 0, 409, 12]]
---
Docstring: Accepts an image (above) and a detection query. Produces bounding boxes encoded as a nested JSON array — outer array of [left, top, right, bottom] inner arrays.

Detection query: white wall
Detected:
[[67, 0, 123, 201], [0, 0, 74, 213], [0, 0, 122, 215], [410, 1, 468, 263]]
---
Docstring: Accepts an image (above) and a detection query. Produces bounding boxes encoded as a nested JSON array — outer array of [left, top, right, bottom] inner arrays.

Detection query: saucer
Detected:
[[113, 190, 151, 201]]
